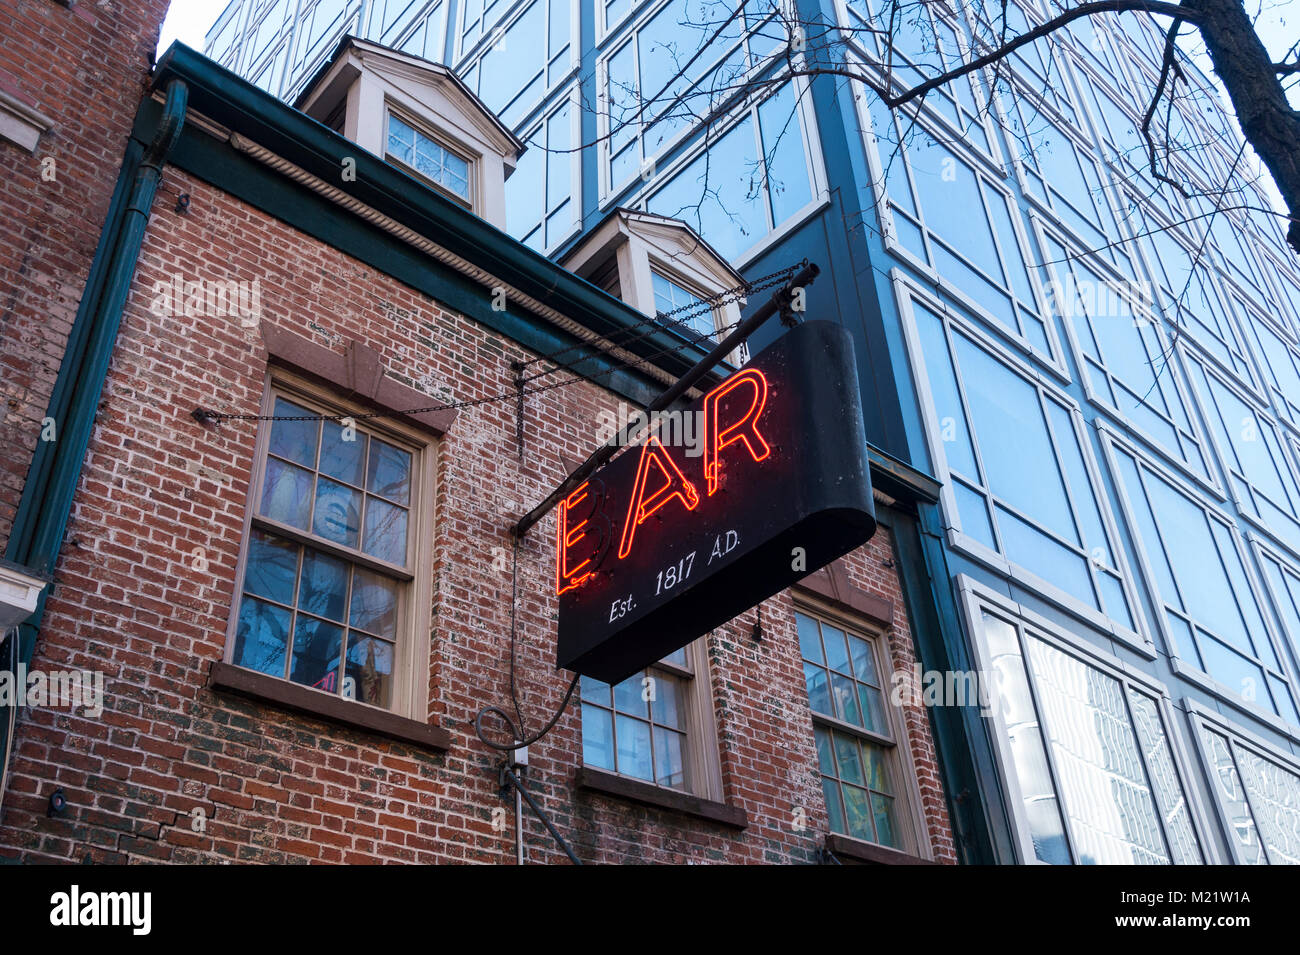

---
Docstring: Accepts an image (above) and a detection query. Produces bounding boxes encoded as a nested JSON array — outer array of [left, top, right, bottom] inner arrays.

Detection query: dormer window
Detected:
[[651, 271, 715, 340], [295, 36, 525, 231], [561, 208, 749, 365], [385, 111, 473, 207]]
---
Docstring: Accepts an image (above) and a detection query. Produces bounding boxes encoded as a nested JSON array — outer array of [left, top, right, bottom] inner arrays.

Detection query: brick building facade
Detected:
[[0, 13, 956, 864]]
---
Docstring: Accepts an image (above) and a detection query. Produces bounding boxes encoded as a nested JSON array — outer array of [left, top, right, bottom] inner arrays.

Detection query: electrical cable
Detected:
[[475, 674, 581, 753]]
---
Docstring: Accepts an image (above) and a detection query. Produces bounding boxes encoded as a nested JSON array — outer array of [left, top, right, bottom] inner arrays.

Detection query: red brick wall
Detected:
[[0, 0, 172, 550], [0, 164, 954, 864]]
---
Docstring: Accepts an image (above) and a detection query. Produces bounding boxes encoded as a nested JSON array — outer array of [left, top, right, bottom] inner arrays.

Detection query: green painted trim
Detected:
[[150, 43, 715, 392], [0, 82, 188, 805], [868, 444, 941, 504], [909, 500, 1019, 864], [5, 140, 144, 564]]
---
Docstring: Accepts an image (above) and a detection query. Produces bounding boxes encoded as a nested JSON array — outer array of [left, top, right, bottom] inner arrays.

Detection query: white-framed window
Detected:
[[1263, 255, 1300, 339], [1056, 9, 1130, 95], [1000, 86, 1136, 280], [1250, 539, 1300, 727], [1238, 293, 1300, 436], [1118, 187, 1258, 391], [226, 374, 435, 719], [651, 270, 716, 339], [1070, 58, 1149, 175], [366, 0, 449, 60], [1183, 349, 1300, 554], [247, 0, 295, 72], [796, 605, 927, 854], [293, 0, 359, 76], [206, 1, 248, 67], [898, 277, 1143, 643], [863, 95, 1059, 370], [598, 0, 788, 196], [385, 110, 474, 207], [579, 641, 722, 799], [1189, 705, 1300, 864], [965, 0, 1082, 130], [455, 0, 576, 128], [1036, 224, 1216, 489], [506, 88, 579, 252], [1099, 425, 1300, 727], [962, 579, 1207, 865], [643, 79, 822, 265], [835, 0, 999, 163], [366, 0, 448, 55]]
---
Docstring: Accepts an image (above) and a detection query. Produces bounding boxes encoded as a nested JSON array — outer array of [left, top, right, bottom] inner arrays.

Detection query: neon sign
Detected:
[[556, 320, 877, 684]]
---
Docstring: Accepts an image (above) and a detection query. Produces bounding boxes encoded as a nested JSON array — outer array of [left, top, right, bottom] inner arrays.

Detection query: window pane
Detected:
[[299, 548, 347, 622], [615, 715, 653, 780], [313, 478, 362, 547], [260, 457, 313, 529], [831, 671, 861, 726], [796, 611, 823, 664], [843, 784, 874, 841], [244, 530, 298, 605], [268, 399, 318, 466], [858, 684, 888, 736], [814, 726, 835, 776], [1025, 636, 1170, 864], [982, 612, 1071, 864], [1198, 728, 1266, 864], [757, 83, 812, 225], [1127, 690, 1204, 864], [367, 440, 412, 505], [583, 703, 615, 770], [822, 624, 851, 673], [345, 635, 393, 707], [650, 674, 682, 729], [581, 674, 611, 704], [653, 727, 686, 789], [319, 420, 367, 486], [849, 634, 878, 685], [822, 777, 846, 833], [833, 732, 865, 785], [233, 597, 291, 677], [290, 616, 344, 693], [871, 793, 899, 848], [613, 673, 645, 715], [362, 496, 408, 564], [349, 567, 399, 639]]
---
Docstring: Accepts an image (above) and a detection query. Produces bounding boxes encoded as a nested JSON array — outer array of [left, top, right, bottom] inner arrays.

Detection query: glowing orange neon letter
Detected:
[[617, 436, 700, 559], [556, 482, 607, 595], [703, 369, 770, 495]]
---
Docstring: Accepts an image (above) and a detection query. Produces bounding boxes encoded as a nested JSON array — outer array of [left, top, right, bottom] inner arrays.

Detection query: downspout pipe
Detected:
[[0, 80, 187, 785]]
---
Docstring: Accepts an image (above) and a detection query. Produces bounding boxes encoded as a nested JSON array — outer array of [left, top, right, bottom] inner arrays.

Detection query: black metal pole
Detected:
[[511, 262, 820, 539], [501, 767, 583, 865]]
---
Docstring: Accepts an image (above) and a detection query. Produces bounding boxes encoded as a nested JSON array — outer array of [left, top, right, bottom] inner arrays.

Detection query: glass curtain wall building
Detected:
[[206, 0, 1300, 863]]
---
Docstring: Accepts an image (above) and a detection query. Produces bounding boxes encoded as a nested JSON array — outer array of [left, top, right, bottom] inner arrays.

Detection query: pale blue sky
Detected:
[[157, 0, 232, 56]]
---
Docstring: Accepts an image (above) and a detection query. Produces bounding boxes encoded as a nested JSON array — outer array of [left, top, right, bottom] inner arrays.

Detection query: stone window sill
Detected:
[[209, 661, 451, 752], [825, 832, 935, 865], [575, 766, 747, 829]]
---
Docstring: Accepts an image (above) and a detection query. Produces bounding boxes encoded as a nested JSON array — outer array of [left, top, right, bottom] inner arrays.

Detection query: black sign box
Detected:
[[556, 320, 877, 685]]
